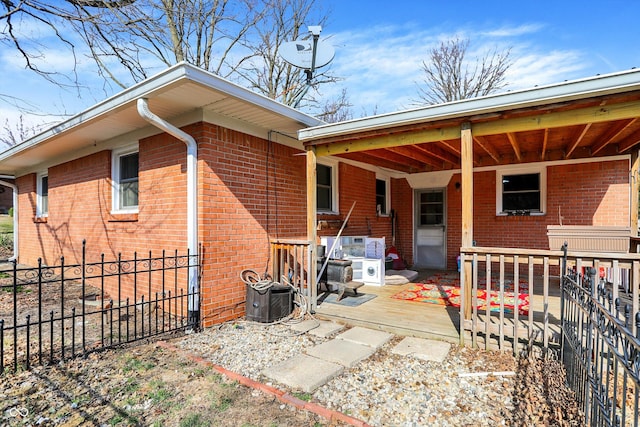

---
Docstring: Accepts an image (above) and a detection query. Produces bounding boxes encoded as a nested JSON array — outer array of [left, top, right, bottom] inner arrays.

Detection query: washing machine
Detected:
[[362, 258, 384, 286]]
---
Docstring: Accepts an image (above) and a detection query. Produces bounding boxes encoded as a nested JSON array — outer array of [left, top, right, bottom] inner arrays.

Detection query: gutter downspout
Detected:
[[136, 98, 199, 328], [0, 177, 17, 262]]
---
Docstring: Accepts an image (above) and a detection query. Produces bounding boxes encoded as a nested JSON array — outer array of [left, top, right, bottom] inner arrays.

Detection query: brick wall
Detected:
[[391, 177, 414, 266], [14, 122, 314, 327], [195, 123, 309, 326]]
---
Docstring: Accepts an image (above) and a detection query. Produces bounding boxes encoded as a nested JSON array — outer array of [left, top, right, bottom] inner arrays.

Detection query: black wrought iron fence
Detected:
[[561, 262, 640, 427], [0, 241, 200, 374]]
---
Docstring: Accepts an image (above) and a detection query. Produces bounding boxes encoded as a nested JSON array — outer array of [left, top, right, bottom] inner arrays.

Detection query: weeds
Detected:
[[148, 380, 173, 404], [179, 413, 209, 427], [122, 355, 155, 373], [292, 391, 312, 402]]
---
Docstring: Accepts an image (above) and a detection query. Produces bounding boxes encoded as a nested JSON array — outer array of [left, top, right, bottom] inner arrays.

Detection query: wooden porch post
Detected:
[[461, 122, 474, 321], [631, 149, 639, 247], [306, 147, 318, 312]]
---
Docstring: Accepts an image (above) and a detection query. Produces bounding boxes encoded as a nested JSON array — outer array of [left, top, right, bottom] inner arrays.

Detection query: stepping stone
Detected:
[[262, 354, 344, 393], [336, 326, 393, 349], [392, 337, 451, 363], [289, 319, 344, 338], [306, 339, 376, 367]]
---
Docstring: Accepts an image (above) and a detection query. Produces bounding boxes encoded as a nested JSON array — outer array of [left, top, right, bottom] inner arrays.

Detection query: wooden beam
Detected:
[[364, 148, 426, 169], [306, 148, 317, 312], [506, 132, 522, 162], [414, 144, 460, 165], [474, 136, 501, 164], [591, 118, 638, 155], [313, 100, 640, 157], [387, 145, 443, 168], [316, 127, 462, 157], [565, 123, 591, 159], [631, 150, 639, 239], [461, 122, 473, 321], [541, 128, 549, 160], [617, 130, 640, 153], [439, 140, 461, 155], [338, 152, 413, 173]]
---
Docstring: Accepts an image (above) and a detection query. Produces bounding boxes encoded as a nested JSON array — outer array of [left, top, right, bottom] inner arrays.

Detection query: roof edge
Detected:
[[1, 63, 323, 162], [298, 68, 640, 142]]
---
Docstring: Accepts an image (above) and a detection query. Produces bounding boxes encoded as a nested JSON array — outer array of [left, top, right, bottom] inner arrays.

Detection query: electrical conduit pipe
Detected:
[[136, 98, 199, 328]]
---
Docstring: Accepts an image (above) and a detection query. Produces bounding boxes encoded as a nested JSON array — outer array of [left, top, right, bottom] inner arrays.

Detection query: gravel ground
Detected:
[[0, 310, 585, 426], [178, 317, 585, 427]]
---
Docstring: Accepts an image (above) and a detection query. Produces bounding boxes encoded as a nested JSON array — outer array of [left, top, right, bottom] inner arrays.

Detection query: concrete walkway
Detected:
[[262, 320, 452, 393]]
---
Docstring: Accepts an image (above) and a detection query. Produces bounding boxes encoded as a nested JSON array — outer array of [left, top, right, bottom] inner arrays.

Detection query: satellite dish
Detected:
[[280, 39, 335, 70]]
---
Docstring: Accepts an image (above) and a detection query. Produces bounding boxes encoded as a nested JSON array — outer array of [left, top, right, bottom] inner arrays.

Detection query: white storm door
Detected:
[[414, 189, 446, 269]]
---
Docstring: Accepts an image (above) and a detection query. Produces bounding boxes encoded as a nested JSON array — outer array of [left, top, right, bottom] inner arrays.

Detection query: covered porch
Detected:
[[293, 69, 640, 353]]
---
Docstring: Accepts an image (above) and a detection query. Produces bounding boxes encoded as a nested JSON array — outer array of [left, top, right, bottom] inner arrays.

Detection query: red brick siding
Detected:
[[391, 177, 414, 265], [195, 123, 308, 326]]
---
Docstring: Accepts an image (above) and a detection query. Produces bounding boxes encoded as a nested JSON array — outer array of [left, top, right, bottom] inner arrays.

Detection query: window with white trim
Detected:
[[375, 175, 390, 215], [36, 173, 48, 217], [317, 161, 338, 213], [112, 146, 139, 212], [496, 167, 546, 215]]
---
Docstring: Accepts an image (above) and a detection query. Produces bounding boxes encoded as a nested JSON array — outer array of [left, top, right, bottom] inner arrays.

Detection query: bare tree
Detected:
[[71, 0, 340, 109], [316, 88, 353, 123], [69, 0, 267, 88], [235, 0, 340, 110], [1, 0, 347, 140], [0, 115, 40, 147], [415, 38, 512, 105], [1, 0, 134, 84]]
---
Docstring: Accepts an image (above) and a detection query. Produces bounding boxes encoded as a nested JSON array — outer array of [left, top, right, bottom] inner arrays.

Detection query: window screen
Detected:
[[502, 173, 540, 212]]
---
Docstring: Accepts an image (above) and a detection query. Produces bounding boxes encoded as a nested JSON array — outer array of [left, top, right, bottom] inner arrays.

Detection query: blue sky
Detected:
[[1, 0, 639, 134]]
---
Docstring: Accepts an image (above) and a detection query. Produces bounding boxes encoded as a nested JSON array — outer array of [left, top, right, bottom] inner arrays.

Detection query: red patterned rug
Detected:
[[391, 273, 530, 314]]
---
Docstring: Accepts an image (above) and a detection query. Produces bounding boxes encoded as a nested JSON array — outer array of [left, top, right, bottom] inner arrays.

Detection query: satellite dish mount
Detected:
[[305, 25, 323, 84], [279, 25, 335, 107]]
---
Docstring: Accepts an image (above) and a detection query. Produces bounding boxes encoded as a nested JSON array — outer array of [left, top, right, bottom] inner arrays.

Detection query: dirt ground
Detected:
[[0, 339, 345, 427]]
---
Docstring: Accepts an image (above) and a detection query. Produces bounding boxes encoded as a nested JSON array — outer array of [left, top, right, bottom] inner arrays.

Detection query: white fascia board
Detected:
[[298, 68, 640, 141]]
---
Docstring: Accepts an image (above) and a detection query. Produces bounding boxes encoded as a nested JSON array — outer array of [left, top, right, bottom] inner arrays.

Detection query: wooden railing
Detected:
[[459, 246, 640, 356], [270, 240, 315, 311]]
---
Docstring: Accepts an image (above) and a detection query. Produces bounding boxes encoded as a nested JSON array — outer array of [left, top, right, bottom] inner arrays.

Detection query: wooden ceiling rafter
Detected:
[[386, 145, 443, 168], [474, 135, 501, 164], [541, 128, 549, 160], [338, 152, 413, 173], [565, 123, 592, 159], [365, 148, 426, 170], [439, 140, 461, 155], [591, 118, 638, 155], [616, 128, 640, 153], [414, 144, 459, 166], [506, 133, 522, 162]]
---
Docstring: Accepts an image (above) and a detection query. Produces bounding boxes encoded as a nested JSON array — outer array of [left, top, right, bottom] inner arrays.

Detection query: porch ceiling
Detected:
[[301, 82, 640, 174]]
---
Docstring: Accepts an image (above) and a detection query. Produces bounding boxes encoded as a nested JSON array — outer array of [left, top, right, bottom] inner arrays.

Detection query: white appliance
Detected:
[[362, 258, 384, 286]]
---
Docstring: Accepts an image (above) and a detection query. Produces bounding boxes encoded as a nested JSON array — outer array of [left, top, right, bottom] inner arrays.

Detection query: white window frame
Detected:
[[375, 173, 391, 216], [36, 172, 48, 218], [496, 165, 546, 216], [317, 158, 339, 214], [112, 144, 139, 214]]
